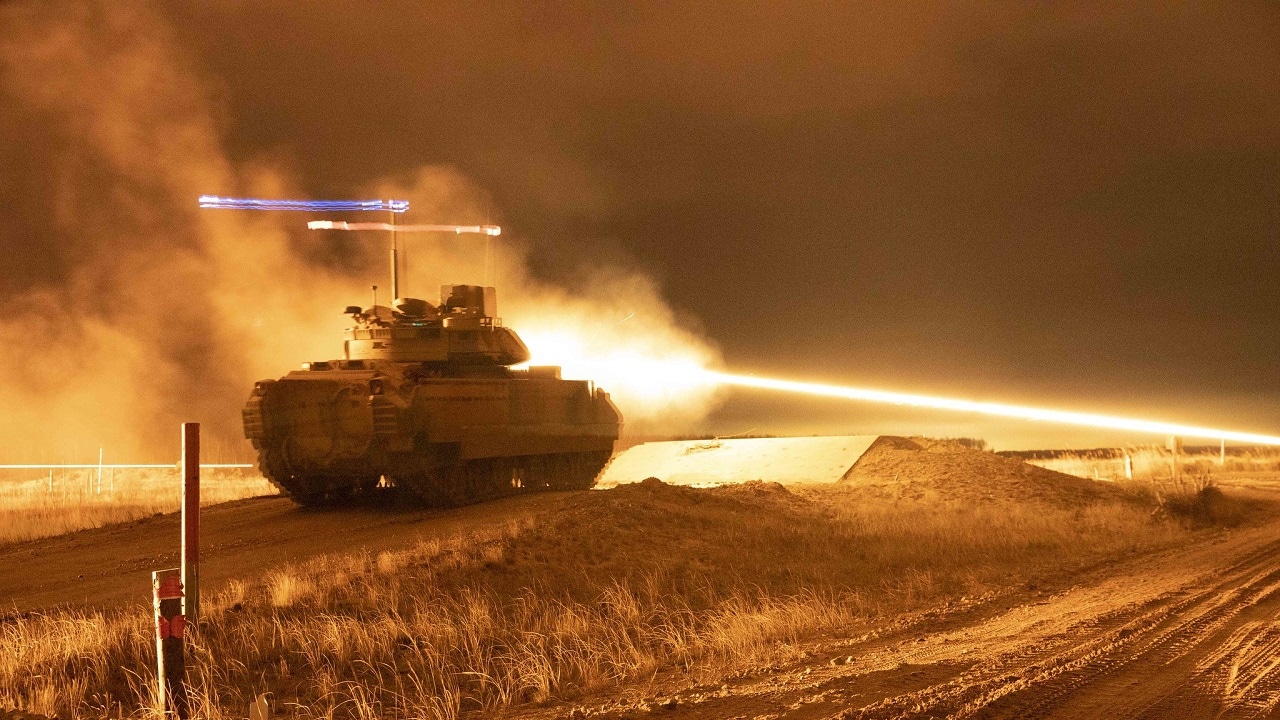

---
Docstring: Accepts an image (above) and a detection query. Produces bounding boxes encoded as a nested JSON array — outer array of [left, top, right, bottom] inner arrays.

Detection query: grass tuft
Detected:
[[0, 468, 276, 546]]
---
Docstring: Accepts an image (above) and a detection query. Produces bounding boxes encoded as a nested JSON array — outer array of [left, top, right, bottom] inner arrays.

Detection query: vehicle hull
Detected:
[[243, 364, 620, 506]]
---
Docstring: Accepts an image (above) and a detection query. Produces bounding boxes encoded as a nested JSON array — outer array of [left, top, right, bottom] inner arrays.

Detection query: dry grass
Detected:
[[0, 466, 1220, 720], [1026, 446, 1280, 483], [0, 468, 277, 546], [1026, 447, 1280, 525]]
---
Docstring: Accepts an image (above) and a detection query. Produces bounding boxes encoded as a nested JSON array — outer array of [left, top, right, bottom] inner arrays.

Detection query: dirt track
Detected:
[[7, 472, 1280, 717], [524, 514, 1280, 720], [0, 492, 574, 613]]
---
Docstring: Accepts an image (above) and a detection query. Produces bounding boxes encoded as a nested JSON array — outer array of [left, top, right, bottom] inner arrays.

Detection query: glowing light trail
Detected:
[[198, 196, 409, 213], [307, 221, 501, 235], [702, 370, 1280, 446], [526, 338, 1280, 445]]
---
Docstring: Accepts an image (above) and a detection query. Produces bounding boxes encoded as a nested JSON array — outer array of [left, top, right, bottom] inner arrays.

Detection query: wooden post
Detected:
[[1220, 438, 1226, 467], [182, 423, 200, 625], [153, 568, 189, 719], [1168, 435, 1181, 482], [1124, 453, 1133, 480]]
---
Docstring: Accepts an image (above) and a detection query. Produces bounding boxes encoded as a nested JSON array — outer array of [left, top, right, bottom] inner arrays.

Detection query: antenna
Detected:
[[198, 196, 408, 213], [485, 204, 493, 286], [485, 232, 494, 287], [198, 195, 414, 303], [308, 222, 502, 299], [307, 222, 500, 234], [390, 210, 399, 300]]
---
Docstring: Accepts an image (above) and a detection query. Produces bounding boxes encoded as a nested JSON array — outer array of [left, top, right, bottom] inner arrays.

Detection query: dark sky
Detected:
[[2, 1, 1278, 451]]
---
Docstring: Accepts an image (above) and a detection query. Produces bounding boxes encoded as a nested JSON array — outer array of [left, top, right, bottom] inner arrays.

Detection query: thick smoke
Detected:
[[0, 1, 360, 459], [365, 167, 725, 432], [0, 1, 720, 461]]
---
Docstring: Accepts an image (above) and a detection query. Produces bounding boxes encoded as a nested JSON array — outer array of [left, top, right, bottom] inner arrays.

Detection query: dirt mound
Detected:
[[729, 479, 791, 495], [484, 479, 828, 601], [610, 476, 795, 504], [843, 436, 1129, 507]]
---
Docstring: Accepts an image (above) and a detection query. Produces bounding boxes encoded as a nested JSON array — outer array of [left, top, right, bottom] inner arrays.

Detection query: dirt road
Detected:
[[8, 465, 1280, 717], [0, 492, 576, 613], [530, 518, 1280, 720]]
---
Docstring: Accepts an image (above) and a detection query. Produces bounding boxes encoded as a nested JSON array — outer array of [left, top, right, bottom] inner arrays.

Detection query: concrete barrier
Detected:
[[599, 435, 882, 487]]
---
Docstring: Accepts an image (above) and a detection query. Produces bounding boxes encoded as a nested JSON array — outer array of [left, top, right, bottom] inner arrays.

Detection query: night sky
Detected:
[[2, 1, 1277, 453]]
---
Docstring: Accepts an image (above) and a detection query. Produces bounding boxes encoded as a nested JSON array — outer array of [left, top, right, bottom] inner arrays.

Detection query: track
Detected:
[[0, 492, 578, 613], [9, 483, 1280, 717], [526, 517, 1280, 720]]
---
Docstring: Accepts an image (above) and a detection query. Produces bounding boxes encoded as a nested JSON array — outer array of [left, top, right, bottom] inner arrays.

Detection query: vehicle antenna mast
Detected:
[[197, 194, 413, 301], [308, 221, 501, 301], [195, 195, 499, 303]]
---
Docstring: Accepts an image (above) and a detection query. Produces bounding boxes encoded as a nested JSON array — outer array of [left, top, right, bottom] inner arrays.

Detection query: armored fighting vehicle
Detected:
[[242, 281, 621, 506]]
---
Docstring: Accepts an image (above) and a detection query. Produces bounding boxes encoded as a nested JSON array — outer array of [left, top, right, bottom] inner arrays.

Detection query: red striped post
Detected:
[[182, 423, 200, 624], [153, 568, 189, 719]]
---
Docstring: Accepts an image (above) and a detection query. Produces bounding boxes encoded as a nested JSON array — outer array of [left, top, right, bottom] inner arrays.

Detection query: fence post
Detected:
[[182, 423, 200, 625], [153, 568, 189, 719]]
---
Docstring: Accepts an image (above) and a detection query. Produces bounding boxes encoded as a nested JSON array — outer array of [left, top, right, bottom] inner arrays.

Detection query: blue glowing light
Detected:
[[198, 196, 409, 213]]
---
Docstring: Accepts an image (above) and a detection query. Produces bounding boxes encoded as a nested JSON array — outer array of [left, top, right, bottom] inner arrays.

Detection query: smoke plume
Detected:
[[0, 0, 720, 461], [363, 167, 725, 432]]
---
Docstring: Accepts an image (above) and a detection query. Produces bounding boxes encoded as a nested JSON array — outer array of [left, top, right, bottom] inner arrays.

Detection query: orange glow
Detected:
[[530, 350, 1280, 445], [704, 372, 1280, 446], [517, 330, 719, 423]]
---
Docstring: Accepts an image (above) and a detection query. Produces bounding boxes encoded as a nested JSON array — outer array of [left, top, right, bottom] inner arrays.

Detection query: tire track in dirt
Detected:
[[850, 526, 1280, 719], [893, 526, 1280, 719], [0, 492, 579, 613], [1199, 621, 1280, 717], [946, 552, 1280, 719], [535, 520, 1280, 720]]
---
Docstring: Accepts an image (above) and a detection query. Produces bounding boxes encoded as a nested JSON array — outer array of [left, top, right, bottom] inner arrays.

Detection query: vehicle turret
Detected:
[[339, 284, 530, 366]]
